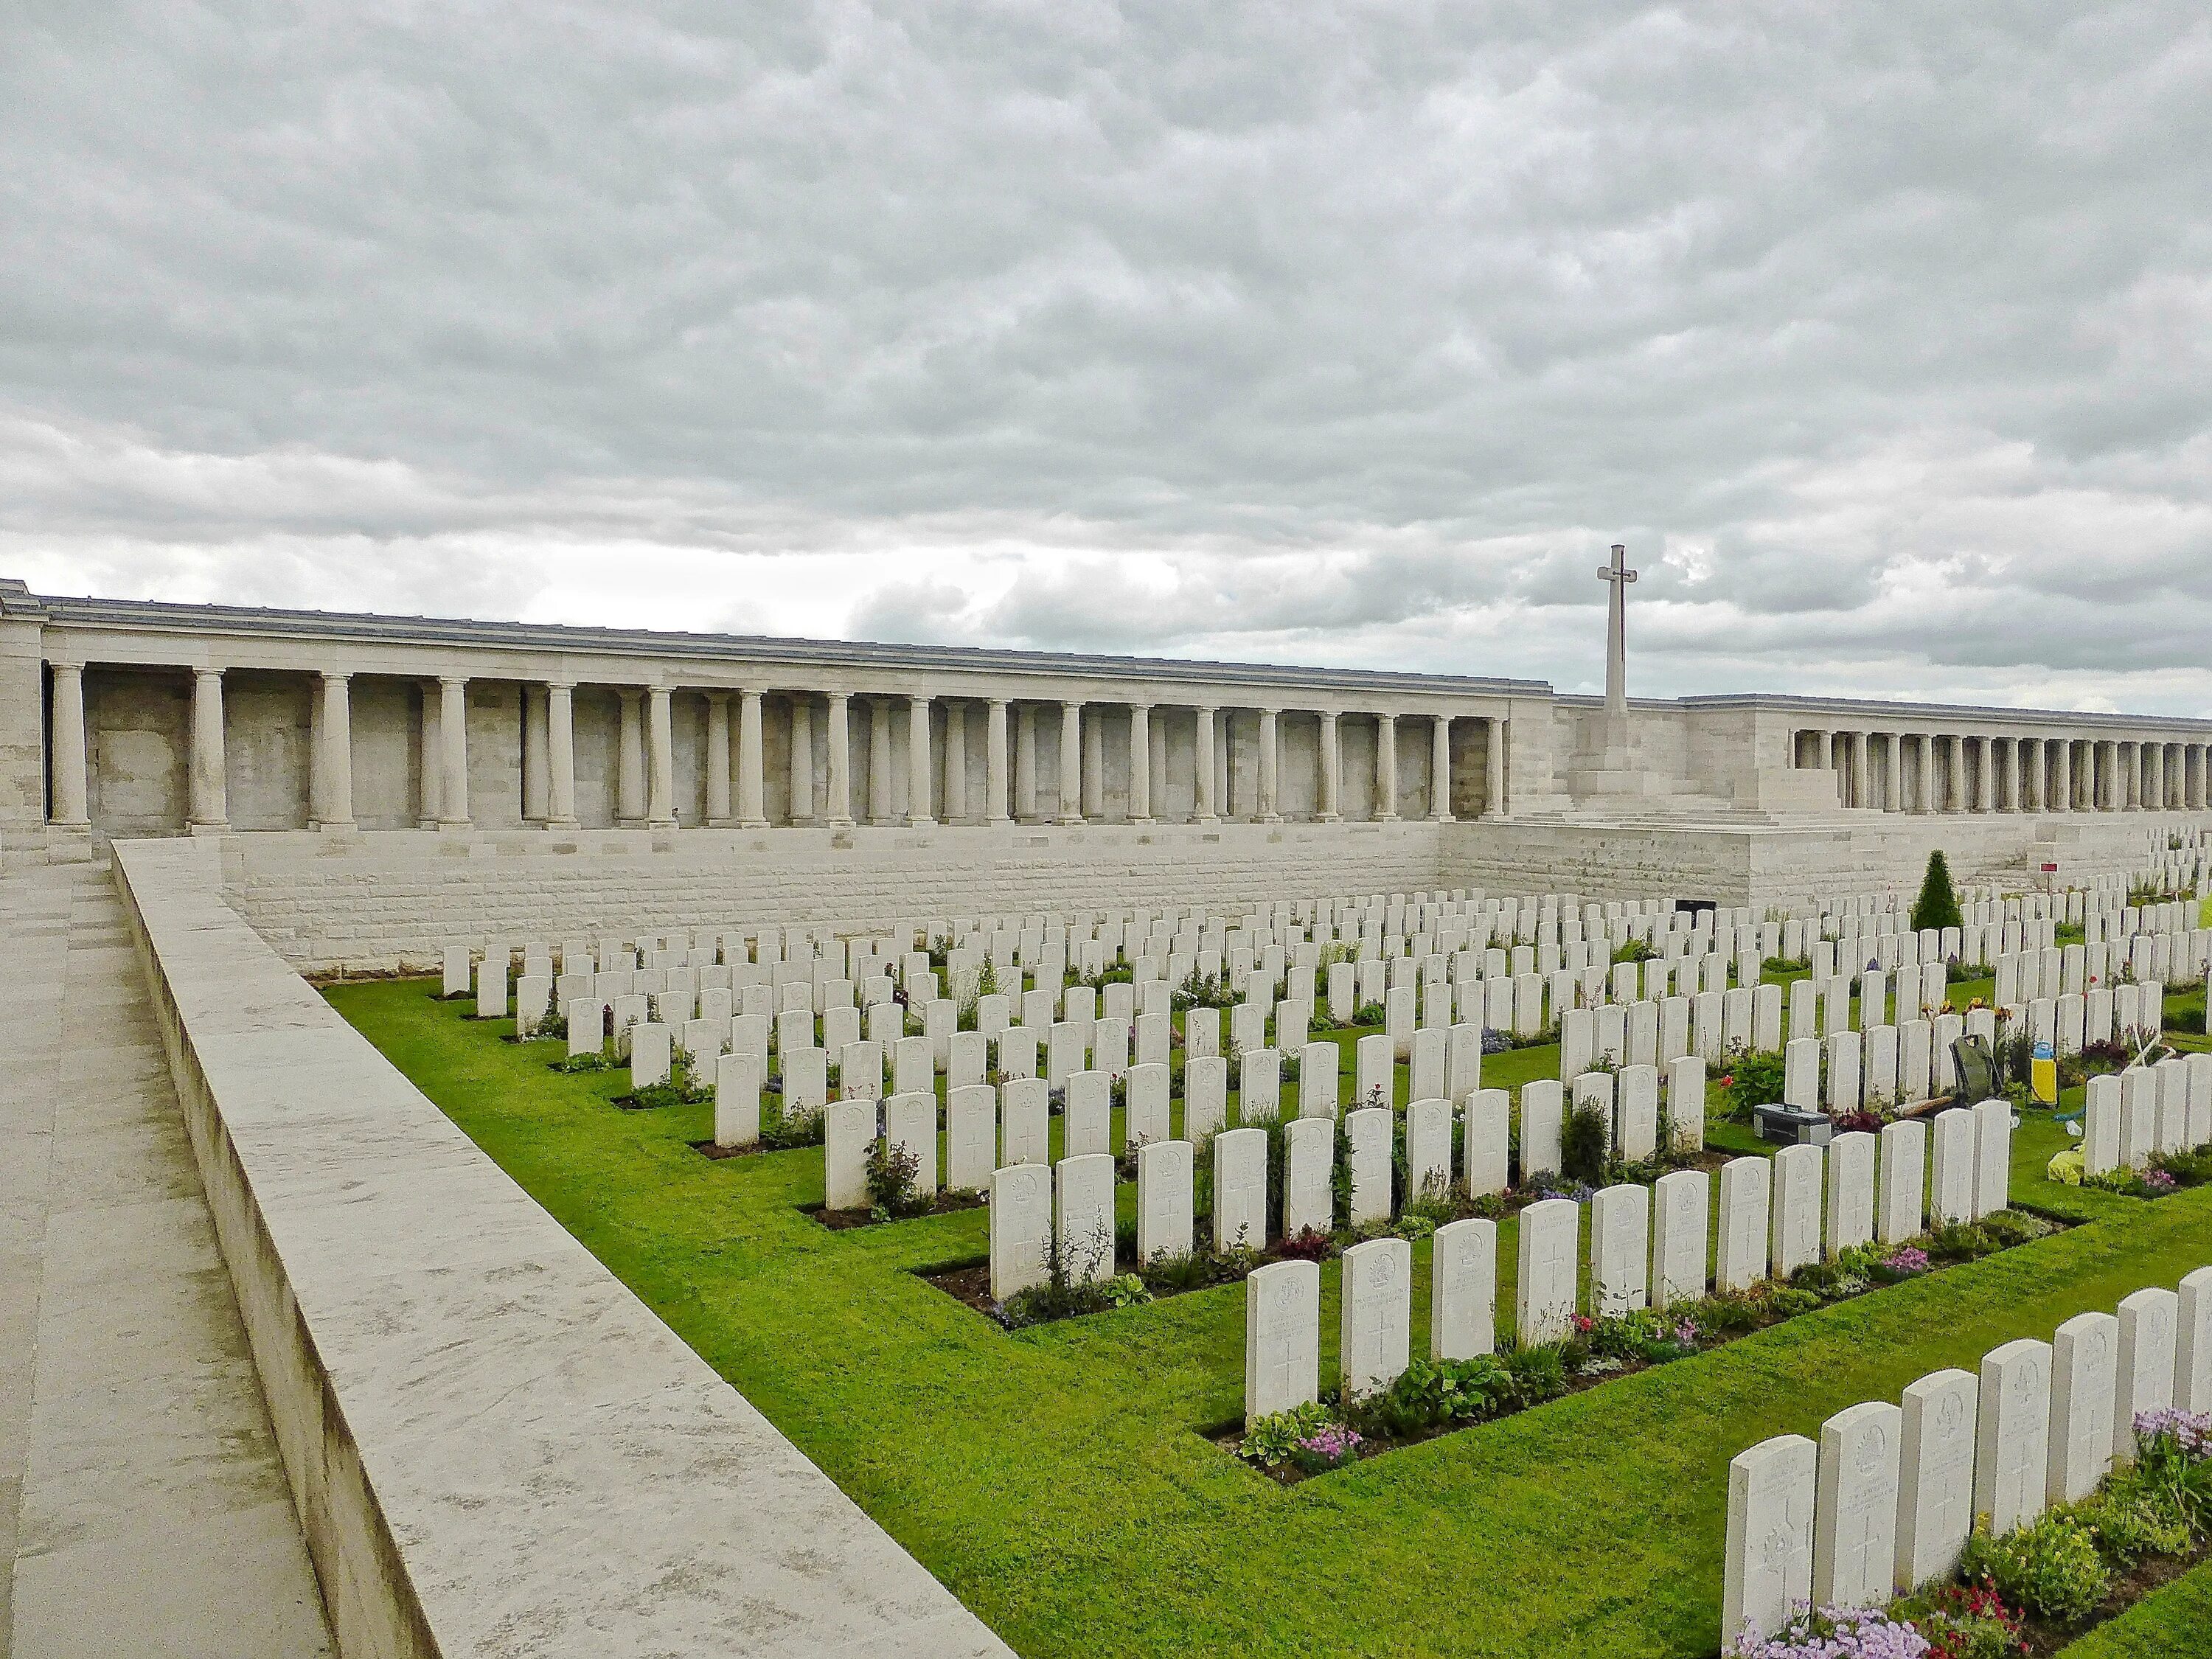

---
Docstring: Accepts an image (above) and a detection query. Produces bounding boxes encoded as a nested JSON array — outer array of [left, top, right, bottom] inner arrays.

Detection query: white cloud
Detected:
[[2, 1, 2209, 710]]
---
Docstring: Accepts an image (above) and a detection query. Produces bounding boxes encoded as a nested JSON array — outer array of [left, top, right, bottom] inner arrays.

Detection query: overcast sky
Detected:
[[4, 3, 2209, 709]]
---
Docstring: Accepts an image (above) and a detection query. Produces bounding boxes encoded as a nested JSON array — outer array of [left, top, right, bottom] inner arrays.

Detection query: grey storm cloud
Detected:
[[2, 1, 2210, 708]]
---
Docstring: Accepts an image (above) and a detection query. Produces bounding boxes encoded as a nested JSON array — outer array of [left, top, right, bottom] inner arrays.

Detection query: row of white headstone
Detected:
[[1722, 1267, 2212, 1644], [2081, 1059, 2212, 1173], [1240, 1104, 2015, 1433]]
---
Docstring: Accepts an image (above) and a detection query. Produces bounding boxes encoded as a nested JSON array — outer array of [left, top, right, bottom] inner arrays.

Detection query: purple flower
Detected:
[[1882, 1246, 1930, 1275], [2135, 1407, 2212, 1458]]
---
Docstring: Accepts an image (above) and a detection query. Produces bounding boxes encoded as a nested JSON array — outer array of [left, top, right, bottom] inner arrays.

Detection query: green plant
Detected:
[[1560, 1099, 1609, 1185], [1960, 1511, 2110, 1623], [1913, 849, 1964, 935], [1346, 1354, 1519, 1439], [863, 1139, 933, 1219], [1499, 1341, 1567, 1408], [1097, 1273, 1154, 1310], [1237, 1400, 1337, 1470], [1719, 1049, 1787, 1116], [551, 1043, 619, 1074], [2073, 1481, 2191, 1570], [1904, 1584, 2025, 1659]]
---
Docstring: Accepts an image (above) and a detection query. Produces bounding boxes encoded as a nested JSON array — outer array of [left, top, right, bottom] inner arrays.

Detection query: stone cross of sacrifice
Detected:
[[1597, 543, 1637, 715]]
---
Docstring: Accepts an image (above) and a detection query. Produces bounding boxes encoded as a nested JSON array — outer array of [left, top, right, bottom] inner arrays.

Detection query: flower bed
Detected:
[[1222, 1211, 2065, 1483], [1728, 1411, 2212, 1658]]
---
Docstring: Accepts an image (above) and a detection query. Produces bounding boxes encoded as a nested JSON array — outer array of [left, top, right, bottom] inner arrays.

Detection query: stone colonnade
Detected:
[[41, 658, 1510, 833], [1789, 726, 2212, 813]]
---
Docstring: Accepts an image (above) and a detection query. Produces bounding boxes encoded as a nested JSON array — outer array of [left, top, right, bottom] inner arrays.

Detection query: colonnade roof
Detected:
[[0, 582, 1549, 700]]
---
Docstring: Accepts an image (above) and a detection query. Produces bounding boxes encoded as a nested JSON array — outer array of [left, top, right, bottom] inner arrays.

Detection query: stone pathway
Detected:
[[1, 860, 330, 1658]]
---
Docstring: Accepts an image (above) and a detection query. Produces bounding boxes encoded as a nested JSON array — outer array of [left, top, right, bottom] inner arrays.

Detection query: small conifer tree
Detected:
[[1911, 849, 1963, 935]]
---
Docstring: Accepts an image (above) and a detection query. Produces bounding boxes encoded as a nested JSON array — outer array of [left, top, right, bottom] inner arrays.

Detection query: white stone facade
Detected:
[[11, 579, 2212, 931]]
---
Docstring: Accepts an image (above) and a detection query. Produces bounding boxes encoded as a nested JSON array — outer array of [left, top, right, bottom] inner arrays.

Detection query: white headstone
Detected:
[[2179, 1266, 2212, 1413], [1972, 1098, 2012, 1220], [1136, 1139, 1194, 1265], [1975, 1338, 2052, 1536], [1652, 1168, 1709, 1309], [1824, 1130, 1876, 1258], [1282, 1116, 1335, 1241], [1064, 1069, 1112, 1158], [2115, 1287, 2179, 1464], [1464, 1088, 1510, 1195], [2048, 1310, 2119, 1503], [1430, 1217, 1497, 1360], [1054, 1152, 1118, 1286], [1245, 1259, 1320, 1426], [1345, 1106, 1392, 1227], [1213, 1127, 1267, 1253], [1722, 1435, 1815, 1646], [1929, 1107, 1977, 1225], [1001, 1076, 1049, 1165], [1877, 1119, 1927, 1245], [886, 1092, 939, 1197], [1515, 1197, 1579, 1346], [824, 1099, 873, 1210], [1716, 1157, 1772, 1292], [1405, 1098, 1453, 1202], [946, 1083, 997, 1191], [1184, 1054, 1229, 1141], [713, 1050, 760, 1149], [1770, 1143, 1823, 1278], [989, 1163, 1053, 1301], [1896, 1368, 1979, 1590], [1519, 1079, 1564, 1180], [1339, 1237, 1412, 1400], [1589, 1183, 1649, 1316], [1812, 1400, 1902, 1611]]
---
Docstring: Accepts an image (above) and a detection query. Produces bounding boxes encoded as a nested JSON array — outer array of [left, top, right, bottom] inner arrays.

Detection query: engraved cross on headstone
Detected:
[[1596, 542, 1638, 715]]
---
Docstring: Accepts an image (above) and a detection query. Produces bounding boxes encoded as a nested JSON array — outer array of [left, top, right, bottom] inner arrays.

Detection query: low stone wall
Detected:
[[111, 834, 1015, 1659], [219, 819, 1457, 970]]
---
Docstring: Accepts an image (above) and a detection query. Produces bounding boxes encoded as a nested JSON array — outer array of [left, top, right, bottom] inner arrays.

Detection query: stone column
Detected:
[[1976, 736, 1994, 813], [1256, 708, 1281, 823], [986, 699, 1010, 824], [546, 682, 579, 827], [736, 689, 766, 827], [825, 692, 854, 825], [1815, 729, 1834, 770], [1431, 714, 1453, 821], [437, 675, 470, 828], [2189, 745, 2205, 811], [616, 689, 646, 825], [1944, 734, 1965, 813], [1486, 715, 1506, 818], [1148, 709, 1168, 821], [704, 692, 733, 826], [319, 672, 355, 830], [870, 698, 895, 824], [1128, 704, 1152, 823], [1882, 733, 1901, 811], [1015, 704, 1037, 821], [2152, 742, 2168, 810], [187, 667, 230, 832], [519, 683, 549, 824], [789, 696, 815, 823], [1058, 700, 1084, 824], [1914, 734, 1934, 812], [1193, 706, 1218, 822], [1848, 731, 1870, 810], [907, 694, 934, 825], [2053, 738, 2072, 812], [2098, 740, 2115, 810], [1374, 713, 1398, 821], [1216, 709, 1234, 817], [1082, 704, 1105, 819], [1316, 712, 1341, 822], [417, 682, 442, 827], [944, 702, 968, 822], [48, 662, 91, 827]]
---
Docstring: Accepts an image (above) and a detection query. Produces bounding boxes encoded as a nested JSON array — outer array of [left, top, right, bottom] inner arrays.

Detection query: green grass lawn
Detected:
[[327, 978, 2212, 1659]]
